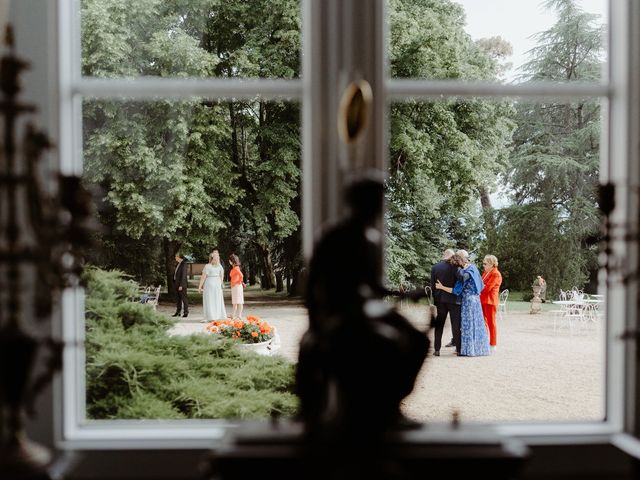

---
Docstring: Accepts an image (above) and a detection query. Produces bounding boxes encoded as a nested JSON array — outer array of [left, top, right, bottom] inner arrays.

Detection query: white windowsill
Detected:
[[58, 419, 619, 451], [61, 420, 230, 450]]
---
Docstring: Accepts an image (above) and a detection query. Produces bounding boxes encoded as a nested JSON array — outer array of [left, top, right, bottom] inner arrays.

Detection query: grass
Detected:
[[504, 290, 557, 312], [504, 299, 557, 313]]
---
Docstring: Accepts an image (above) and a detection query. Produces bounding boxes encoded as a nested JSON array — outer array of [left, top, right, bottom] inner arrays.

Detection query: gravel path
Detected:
[[161, 293, 604, 424]]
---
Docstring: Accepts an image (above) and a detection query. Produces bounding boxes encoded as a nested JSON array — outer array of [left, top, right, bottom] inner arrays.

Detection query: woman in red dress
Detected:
[[480, 254, 502, 352]]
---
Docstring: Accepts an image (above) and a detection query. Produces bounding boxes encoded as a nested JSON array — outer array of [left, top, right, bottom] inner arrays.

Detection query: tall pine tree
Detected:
[[496, 0, 604, 293]]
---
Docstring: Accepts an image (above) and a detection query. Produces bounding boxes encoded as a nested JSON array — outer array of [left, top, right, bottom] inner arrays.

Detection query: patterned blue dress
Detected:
[[458, 267, 490, 357]]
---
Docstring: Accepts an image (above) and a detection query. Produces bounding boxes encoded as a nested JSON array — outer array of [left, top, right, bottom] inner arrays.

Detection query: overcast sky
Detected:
[[454, 0, 608, 82]]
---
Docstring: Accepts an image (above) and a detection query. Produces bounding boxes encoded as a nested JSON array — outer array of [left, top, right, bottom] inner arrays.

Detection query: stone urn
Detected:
[[530, 285, 543, 314]]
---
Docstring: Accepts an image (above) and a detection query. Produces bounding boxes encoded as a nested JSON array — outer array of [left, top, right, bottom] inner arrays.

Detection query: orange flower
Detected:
[[207, 315, 274, 342]]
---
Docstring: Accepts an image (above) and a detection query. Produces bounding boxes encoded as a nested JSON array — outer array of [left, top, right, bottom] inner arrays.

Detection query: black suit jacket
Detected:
[[430, 260, 460, 305], [174, 261, 188, 290]]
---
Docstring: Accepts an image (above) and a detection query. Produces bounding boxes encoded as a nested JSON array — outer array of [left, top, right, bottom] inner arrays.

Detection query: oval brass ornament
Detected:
[[337, 79, 373, 144]]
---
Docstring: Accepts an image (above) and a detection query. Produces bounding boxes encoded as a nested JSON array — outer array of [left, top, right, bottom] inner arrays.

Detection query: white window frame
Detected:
[[21, 0, 640, 474]]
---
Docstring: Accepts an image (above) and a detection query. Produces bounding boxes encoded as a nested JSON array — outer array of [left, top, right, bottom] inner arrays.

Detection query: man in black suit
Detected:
[[172, 254, 189, 318], [430, 249, 461, 356]]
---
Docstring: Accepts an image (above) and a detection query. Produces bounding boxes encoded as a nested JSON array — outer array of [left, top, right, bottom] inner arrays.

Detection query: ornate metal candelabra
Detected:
[[0, 26, 94, 477]]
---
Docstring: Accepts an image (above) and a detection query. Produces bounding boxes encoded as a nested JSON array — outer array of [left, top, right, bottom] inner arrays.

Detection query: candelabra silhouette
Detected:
[[0, 25, 94, 477]]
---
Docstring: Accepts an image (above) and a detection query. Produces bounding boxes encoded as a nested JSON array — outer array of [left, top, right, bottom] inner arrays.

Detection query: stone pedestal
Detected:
[[530, 285, 542, 314]]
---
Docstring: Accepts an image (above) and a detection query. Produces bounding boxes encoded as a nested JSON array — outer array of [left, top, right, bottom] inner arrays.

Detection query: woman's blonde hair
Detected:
[[209, 251, 220, 265], [484, 254, 498, 268]]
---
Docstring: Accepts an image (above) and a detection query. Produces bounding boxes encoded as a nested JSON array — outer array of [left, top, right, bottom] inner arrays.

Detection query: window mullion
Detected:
[[302, 0, 385, 257], [72, 78, 303, 100], [386, 79, 610, 99]]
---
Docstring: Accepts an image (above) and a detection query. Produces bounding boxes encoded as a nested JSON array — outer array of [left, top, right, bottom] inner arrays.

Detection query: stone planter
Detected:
[[237, 331, 281, 356]]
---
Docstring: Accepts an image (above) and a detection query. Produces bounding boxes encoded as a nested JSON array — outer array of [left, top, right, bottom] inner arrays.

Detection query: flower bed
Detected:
[[206, 315, 274, 344]]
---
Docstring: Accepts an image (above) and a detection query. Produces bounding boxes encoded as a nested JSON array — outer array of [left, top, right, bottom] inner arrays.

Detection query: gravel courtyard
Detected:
[[162, 289, 605, 424]]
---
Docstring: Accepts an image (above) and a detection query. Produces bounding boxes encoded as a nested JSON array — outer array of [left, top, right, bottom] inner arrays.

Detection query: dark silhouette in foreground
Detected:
[[206, 175, 528, 480], [297, 174, 430, 440]]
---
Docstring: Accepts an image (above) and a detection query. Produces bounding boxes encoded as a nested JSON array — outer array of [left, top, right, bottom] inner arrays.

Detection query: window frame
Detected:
[[37, 0, 640, 462]]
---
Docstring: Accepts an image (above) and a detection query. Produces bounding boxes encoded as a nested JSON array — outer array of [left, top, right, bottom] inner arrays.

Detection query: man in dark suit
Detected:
[[430, 249, 461, 356], [172, 254, 189, 318]]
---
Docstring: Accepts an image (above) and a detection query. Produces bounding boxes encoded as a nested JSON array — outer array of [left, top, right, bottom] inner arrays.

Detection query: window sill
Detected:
[[59, 419, 618, 450], [61, 420, 230, 450], [53, 421, 634, 480]]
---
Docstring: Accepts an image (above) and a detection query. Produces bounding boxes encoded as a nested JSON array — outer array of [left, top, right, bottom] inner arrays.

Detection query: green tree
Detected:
[[496, 0, 604, 294], [387, 0, 514, 286], [83, 99, 238, 290], [81, 0, 302, 291], [204, 0, 301, 289]]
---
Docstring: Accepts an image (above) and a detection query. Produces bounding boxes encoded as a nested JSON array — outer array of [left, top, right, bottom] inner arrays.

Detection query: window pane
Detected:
[[81, 0, 301, 79], [82, 98, 305, 420], [388, 0, 608, 83], [386, 98, 605, 422]]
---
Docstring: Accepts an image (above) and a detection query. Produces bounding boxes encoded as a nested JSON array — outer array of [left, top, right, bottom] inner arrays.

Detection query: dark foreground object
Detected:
[[298, 176, 430, 439], [205, 420, 529, 480]]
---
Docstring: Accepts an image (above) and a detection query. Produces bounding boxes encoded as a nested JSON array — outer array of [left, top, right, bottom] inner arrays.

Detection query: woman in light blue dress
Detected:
[[436, 251, 490, 357], [198, 251, 227, 321]]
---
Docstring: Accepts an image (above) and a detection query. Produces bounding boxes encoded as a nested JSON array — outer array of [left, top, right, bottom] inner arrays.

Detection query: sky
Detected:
[[454, 0, 608, 82]]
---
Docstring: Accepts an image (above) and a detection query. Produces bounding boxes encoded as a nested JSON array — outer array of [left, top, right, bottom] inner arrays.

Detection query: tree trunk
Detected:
[[247, 262, 257, 286], [289, 268, 305, 297], [479, 187, 497, 252], [163, 238, 180, 300], [275, 271, 284, 293], [228, 101, 241, 167], [256, 244, 276, 290]]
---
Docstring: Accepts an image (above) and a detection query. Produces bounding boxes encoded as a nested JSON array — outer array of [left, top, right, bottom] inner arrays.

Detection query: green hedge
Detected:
[[84, 267, 298, 419]]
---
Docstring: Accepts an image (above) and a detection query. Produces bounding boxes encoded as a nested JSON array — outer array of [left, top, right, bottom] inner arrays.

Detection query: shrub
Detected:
[[84, 267, 298, 420], [116, 302, 174, 330]]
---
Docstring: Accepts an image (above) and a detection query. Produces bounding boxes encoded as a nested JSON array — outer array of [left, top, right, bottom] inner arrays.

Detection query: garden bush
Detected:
[[84, 267, 298, 419]]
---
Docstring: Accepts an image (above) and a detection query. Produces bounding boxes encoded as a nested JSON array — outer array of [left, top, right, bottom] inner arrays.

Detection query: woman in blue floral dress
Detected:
[[436, 251, 490, 357]]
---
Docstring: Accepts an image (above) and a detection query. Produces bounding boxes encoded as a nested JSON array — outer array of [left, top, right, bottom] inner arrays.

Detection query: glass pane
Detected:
[[81, 0, 301, 79], [82, 98, 305, 419], [386, 97, 605, 422], [389, 0, 608, 83]]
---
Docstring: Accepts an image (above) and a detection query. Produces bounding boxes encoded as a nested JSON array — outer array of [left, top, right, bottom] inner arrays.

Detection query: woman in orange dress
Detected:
[[480, 254, 502, 352], [229, 254, 245, 319]]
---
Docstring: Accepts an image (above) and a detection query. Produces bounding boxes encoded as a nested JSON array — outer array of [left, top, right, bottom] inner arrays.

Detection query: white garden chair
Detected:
[[140, 286, 161, 310], [497, 289, 509, 320], [553, 289, 587, 334], [551, 290, 568, 331]]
